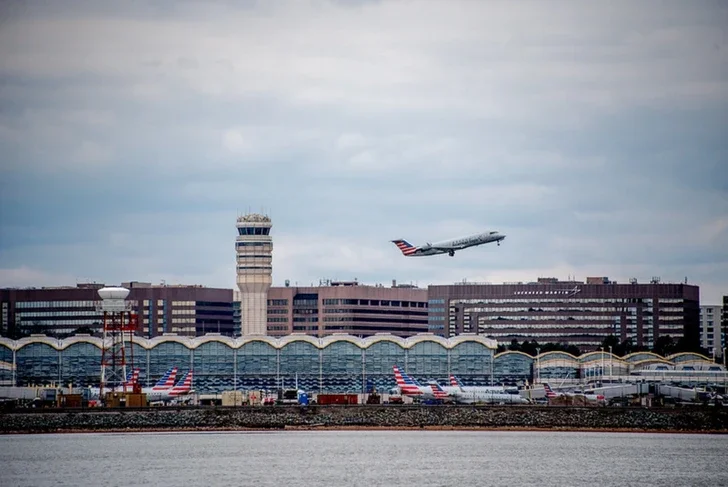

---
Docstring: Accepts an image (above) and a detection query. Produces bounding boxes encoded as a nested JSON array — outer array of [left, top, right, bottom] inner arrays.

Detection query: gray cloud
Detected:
[[0, 0, 727, 303]]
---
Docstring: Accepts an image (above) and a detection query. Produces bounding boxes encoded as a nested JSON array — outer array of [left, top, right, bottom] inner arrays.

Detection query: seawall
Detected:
[[3, 405, 727, 434]]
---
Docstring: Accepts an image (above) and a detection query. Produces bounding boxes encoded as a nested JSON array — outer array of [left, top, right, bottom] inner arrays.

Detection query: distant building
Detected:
[[427, 277, 700, 351], [700, 305, 724, 359], [0, 281, 234, 338], [265, 279, 429, 337]]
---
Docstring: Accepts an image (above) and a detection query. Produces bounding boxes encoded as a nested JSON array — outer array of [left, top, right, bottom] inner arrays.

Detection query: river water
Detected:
[[2, 430, 727, 486]]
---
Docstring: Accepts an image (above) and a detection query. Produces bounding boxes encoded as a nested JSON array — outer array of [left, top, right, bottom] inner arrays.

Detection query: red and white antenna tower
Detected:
[[96, 287, 137, 400]]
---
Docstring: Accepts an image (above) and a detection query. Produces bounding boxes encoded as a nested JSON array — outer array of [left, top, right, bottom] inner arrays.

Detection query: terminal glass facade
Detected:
[[1, 335, 722, 393]]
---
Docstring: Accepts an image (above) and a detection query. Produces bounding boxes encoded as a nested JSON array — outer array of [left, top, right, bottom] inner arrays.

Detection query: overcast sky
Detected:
[[0, 0, 726, 303]]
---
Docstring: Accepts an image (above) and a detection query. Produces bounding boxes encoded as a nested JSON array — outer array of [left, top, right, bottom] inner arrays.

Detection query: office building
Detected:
[[700, 304, 724, 360], [266, 279, 428, 337], [427, 277, 700, 350], [0, 282, 234, 338]]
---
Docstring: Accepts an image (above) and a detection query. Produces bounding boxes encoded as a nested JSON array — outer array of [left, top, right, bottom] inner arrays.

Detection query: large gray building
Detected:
[[427, 277, 700, 351], [0, 281, 234, 338]]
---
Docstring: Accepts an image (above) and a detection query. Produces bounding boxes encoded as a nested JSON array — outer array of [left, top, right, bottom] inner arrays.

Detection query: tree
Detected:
[[507, 339, 521, 352], [653, 335, 676, 357]]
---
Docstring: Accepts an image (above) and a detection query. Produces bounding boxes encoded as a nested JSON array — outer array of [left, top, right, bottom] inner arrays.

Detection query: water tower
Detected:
[[96, 286, 137, 398], [235, 213, 273, 335]]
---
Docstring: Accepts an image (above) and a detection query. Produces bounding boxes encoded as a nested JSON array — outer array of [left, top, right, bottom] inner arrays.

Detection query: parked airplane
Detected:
[[433, 381, 529, 404], [392, 365, 444, 400], [145, 370, 194, 403], [391, 231, 505, 257], [447, 376, 512, 394], [86, 366, 178, 400]]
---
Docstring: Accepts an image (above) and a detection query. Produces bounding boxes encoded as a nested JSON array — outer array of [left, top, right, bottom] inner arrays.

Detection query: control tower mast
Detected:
[[236, 213, 272, 335]]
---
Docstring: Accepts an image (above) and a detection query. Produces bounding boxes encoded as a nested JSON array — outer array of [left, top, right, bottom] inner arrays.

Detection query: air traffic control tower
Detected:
[[236, 213, 273, 335]]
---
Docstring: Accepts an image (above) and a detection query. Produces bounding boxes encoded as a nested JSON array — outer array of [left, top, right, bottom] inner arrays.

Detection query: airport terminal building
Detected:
[[0, 334, 722, 393]]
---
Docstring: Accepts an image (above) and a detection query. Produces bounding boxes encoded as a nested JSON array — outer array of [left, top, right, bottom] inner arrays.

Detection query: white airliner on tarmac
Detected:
[[430, 382, 529, 405], [392, 231, 505, 257]]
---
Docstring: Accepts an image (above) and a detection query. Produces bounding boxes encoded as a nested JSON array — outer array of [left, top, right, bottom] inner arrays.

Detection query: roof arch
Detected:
[[622, 351, 666, 363], [190, 334, 236, 349], [495, 350, 534, 361], [538, 351, 579, 361], [277, 334, 322, 349], [15, 335, 62, 351], [320, 335, 364, 349], [147, 334, 195, 349], [58, 335, 102, 351], [360, 335, 407, 350], [406, 334, 451, 348], [237, 336, 280, 349], [667, 352, 712, 363]]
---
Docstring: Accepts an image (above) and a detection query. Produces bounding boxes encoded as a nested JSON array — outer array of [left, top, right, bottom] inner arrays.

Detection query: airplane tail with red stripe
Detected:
[[428, 382, 450, 399], [170, 370, 193, 396], [391, 239, 417, 256]]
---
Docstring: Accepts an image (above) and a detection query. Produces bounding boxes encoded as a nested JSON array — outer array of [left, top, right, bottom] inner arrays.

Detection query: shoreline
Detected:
[[3, 425, 727, 435]]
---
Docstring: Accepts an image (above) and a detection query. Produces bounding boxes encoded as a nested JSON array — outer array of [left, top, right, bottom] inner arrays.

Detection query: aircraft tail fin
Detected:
[[428, 381, 449, 399], [543, 383, 557, 398], [391, 239, 417, 256], [153, 366, 178, 389], [450, 375, 464, 388]]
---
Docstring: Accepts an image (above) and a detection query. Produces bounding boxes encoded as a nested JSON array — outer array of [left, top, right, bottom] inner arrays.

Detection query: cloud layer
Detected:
[[1, 0, 727, 303]]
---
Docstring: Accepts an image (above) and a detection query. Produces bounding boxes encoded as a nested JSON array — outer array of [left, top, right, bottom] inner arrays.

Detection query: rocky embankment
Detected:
[[2, 405, 727, 434]]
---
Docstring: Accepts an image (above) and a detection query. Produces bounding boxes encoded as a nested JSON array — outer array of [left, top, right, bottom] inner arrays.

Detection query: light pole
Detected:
[[609, 345, 613, 378], [535, 347, 541, 385]]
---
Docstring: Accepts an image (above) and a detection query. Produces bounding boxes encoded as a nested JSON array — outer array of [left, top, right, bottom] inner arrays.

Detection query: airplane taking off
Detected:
[[392, 230, 505, 257]]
